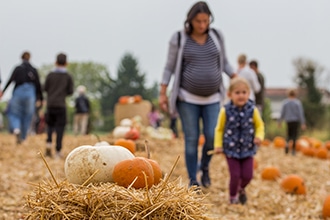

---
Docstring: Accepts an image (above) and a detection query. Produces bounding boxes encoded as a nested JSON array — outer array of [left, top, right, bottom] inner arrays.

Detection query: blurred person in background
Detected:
[[0, 51, 43, 144], [44, 53, 74, 159], [249, 60, 265, 116], [236, 54, 260, 102], [73, 85, 90, 135]]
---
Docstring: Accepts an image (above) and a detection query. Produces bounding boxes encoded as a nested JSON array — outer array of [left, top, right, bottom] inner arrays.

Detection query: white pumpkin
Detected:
[[119, 118, 132, 127], [112, 126, 131, 139], [64, 145, 135, 185], [94, 141, 110, 146]]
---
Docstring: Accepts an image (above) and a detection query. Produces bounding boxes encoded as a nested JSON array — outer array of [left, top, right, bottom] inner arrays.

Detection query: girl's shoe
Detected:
[[239, 189, 247, 205], [230, 197, 239, 204]]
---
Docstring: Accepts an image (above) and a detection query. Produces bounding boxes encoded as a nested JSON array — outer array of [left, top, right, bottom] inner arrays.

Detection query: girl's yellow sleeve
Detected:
[[253, 108, 265, 140], [214, 107, 226, 148]]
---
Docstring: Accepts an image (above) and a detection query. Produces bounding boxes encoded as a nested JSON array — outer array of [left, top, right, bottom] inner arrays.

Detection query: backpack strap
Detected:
[[177, 31, 181, 48], [211, 28, 222, 43]]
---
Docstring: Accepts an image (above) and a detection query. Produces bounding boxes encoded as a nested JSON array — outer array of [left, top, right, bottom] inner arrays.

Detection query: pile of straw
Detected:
[[24, 155, 209, 220], [25, 179, 208, 220]]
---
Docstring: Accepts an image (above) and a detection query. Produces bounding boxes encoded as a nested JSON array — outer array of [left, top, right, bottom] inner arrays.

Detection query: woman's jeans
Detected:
[[7, 83, 36, 140], [177, 101, 220, 182]]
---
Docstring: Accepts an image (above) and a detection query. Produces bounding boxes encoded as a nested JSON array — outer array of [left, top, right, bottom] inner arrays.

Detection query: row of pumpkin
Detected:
[[259, 136, 330, 218], [262, 136, 330, 160]]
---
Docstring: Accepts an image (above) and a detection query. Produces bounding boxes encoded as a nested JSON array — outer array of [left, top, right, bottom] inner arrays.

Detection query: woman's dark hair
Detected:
[[184, 1, 213, 35]]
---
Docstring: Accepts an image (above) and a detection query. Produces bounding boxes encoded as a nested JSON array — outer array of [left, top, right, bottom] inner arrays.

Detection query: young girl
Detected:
[[214, 77, 264, 204]]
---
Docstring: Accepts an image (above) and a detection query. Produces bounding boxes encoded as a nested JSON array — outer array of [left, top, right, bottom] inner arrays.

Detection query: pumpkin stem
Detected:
[[144, 140, 150, 159]]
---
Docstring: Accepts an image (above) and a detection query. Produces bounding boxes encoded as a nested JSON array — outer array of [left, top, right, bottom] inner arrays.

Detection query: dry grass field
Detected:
[[0, 132, 329, 219]]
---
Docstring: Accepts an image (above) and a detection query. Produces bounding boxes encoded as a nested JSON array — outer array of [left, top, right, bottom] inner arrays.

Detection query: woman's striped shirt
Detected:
[[181, 35, 221, 97]]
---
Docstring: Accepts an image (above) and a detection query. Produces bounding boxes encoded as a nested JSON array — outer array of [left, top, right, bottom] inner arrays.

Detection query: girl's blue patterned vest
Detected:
[[223, 100, 257, 159]]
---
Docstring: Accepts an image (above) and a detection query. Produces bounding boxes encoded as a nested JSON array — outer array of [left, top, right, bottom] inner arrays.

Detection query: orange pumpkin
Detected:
[[261, 139, 271, 147], [309, 137, 323, 148], [133, 95, 142, 103], [112, 157, 154, 189], [198, 134, 205, 146], [261, 167, 281, 181], [273, 136, 286, 148], [253, 159, 258, 170], [315, 147, 328, 159], [324, 141, 330, 151], [144, 140, 162, 185], [280, 174, 306, 195], [124, 128, 140, 140], [295, 138, 310, 151], [323, 195, 330, 219], [301, 147, 316, 157], [114, 138, 136, 154], [118, 96, 130, 104], [147, 159, 162, 185]]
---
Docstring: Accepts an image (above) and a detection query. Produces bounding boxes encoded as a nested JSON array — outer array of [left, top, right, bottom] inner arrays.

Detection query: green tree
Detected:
[[115, 53, 148, 98], [293, 57, 325, 129]]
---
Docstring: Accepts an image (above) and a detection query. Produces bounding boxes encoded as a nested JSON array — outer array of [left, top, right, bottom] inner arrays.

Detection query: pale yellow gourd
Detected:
[[64, 145, 134, 185]]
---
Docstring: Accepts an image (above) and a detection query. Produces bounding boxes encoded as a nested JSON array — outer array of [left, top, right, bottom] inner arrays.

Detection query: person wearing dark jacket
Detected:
[[0, 51, 43, 144], [44, 53, 74, 159], [73, 85, 90, 135]]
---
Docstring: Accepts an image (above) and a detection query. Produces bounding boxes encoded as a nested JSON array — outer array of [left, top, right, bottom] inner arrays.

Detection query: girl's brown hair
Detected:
[[228, 77, 251, 93], [184, 1, 213, 35]]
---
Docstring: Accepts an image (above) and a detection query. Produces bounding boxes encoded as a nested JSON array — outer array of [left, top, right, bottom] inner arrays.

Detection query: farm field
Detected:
[[0, 132, 329, 219]]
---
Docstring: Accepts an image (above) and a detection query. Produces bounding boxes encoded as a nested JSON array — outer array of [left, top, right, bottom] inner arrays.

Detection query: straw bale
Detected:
[[25, 178, 209, 220], [114, 100, 152, 126]]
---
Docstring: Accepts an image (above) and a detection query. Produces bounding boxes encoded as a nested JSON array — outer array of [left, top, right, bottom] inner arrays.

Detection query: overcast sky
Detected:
[[1, 0, 329, 98]]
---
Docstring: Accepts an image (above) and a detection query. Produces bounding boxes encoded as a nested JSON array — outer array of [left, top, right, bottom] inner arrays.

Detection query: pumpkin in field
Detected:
[[253, 159, 258, 169], [324, 141, 330, 150], [295, 138, 310, 151], [113, 126, 131, 139], [144, 140, 162, 185], [323, 195, 330, 219], [120, 118, 133, 127], [64, 145, 135, 185], [119, 96, 130, 104], [112, 157, 154, 189], [261, 166, 281, 181], [124, 127, 140, 140], [301, 147, 316, 157], [273, 136, 286, 148], [133, 95, 143, 103], [94, 141, 110, 146], [147, 158, 162, 185], [280, 174, 306, 195], [309, 137, 323, 148], [261, 139, 271, 147], [198, 134, 205, 146], [315, 147, 328, 159], [114, 138, 136, 154]]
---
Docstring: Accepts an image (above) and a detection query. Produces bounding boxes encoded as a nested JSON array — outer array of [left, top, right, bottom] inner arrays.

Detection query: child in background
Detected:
[[148, 104, 162, 128], [214, 77, 264, 205], [278, 89, 306, 155]]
